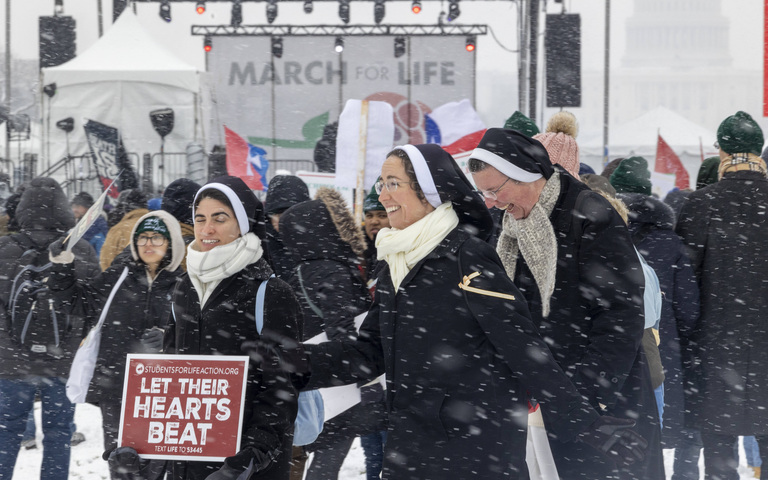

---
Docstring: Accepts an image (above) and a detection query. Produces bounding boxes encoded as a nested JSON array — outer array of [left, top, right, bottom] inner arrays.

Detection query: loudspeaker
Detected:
[[39, 16, 76, 69], [545, 14, 581, 108], [150, 108, 174, 139]]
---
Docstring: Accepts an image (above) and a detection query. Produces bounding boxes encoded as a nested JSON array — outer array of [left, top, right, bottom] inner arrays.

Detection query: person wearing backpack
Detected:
[[0, 176, 100, 480], [105, 176, 303, 480], [48, 209, 186, 480]]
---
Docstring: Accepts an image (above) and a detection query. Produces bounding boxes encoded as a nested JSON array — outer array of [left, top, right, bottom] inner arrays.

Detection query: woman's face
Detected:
[[378, 155, 435, 230], [194, 197, 241, 252], [136, 233, 168, 269], [364, 210, 390, 240]]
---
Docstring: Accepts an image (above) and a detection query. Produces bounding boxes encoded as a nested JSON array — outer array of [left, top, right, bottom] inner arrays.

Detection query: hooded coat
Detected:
[[49, 210, 185, 402], [305, 145, 601, 479], [265, 175, 310, 279], [279, 188, 370, 341], [621, 193, 700, 447], [675, 170, 768, 435], [0, 177, 100, 379]]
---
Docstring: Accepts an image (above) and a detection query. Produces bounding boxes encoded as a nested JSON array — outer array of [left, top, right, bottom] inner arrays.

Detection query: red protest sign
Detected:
[[119, 354, 249, 461]]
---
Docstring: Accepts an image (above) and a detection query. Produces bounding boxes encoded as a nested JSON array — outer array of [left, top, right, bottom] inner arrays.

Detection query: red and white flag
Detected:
[[655, 134, 690, 190]]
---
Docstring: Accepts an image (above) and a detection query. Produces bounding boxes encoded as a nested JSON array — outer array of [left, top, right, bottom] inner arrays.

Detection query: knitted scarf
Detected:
[[186, 232, 264, 308], [718, 152, 768, 180], [497, 172, 561, 318], [376, 202, 459, 291]]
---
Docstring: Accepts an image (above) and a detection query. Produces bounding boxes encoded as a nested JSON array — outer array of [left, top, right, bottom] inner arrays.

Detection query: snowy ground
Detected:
[[11, 402, 760, 479]]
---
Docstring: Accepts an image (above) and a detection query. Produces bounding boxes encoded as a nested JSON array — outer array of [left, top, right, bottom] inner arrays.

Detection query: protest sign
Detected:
[[119, 354, 249, 461], [65, 176, 118, 252]]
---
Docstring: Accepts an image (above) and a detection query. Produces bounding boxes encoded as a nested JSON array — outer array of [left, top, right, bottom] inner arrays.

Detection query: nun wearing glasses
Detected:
[[266, 144, 647, 479]]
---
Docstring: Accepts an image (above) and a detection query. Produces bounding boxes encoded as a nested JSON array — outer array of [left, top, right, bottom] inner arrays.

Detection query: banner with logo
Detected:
[[119, 354, 249, 461]]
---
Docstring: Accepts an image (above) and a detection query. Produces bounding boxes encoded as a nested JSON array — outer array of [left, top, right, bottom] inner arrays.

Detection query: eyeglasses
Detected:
[[136, 235, 167, 246], [374, 178, 414, 195], [713, 141, 720, 150], [478, 177, 512, 200]]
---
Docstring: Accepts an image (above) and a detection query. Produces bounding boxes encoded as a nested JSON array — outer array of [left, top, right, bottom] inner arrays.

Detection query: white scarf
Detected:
[[376, 202, 459, 291], [186, 233, 264, 308], [497, 172, 560, 318]]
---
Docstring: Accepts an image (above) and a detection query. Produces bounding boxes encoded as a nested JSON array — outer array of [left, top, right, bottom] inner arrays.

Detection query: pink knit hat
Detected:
[[534, 111, 580, 178]]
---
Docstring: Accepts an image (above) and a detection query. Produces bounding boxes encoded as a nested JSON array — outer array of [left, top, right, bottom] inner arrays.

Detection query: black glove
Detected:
[[204, 446, 280, 480], [140, 327, 165, 353], [104, 446, 141, 475], [48, 236, 75, 264], [242, 329, 309, 374], [578, 416, 648, 466]]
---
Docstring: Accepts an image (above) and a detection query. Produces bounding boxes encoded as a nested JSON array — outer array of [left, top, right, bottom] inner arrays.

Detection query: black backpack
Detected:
[[7, 233, 71, 358]]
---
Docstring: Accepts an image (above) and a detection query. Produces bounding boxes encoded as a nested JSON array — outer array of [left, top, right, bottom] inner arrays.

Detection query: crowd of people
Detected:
[[0, 109, 765, 480]]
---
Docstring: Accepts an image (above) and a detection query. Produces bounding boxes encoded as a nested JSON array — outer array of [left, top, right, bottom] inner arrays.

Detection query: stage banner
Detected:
[[119, 354, 249, 461]]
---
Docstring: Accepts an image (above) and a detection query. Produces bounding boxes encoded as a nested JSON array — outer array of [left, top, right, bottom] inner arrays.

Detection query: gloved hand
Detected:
[[48, 236, 74, 264], [104, 446, 141, 475], [140, 327, 165, 353], [242, 329, 309, 374], [578, 416, 648, 466], [204, 445, 280, 480]]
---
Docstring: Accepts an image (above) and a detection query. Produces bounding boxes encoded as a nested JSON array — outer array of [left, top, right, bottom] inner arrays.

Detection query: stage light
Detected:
[[272, 37, 283, 58], [303, 0, 313, 13], [204, 35, 212, 52], [411, 0, 421, 14], [394, 36, 406, 58], [266, 0, 278, 24], [334, 36, 344, 53], [338, 0, 350, 24], [447, 0, 460, 21], [465, 35, 475, 52], [159, 0, 171, 22], [374, 0, 385, 24], [54, 0, 64, 15], [196, 1, 206, 14], [231, 0, 242, 27]]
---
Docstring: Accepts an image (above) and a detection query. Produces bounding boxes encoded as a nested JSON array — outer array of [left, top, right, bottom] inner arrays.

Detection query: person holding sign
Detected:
[[256, 145, 649, 479], [164, 176, 302, 480], [48, 210, 186, 480]]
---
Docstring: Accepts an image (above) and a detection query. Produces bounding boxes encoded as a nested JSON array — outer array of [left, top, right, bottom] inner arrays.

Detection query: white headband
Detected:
[[470, 147, 543, 183], [395, 144, 443, 208], [193, 182, 250, 235]]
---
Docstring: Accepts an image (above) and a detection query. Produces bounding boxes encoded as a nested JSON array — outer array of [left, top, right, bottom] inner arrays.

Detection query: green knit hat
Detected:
[[135, 216, 170, 240], [610, 156, 652, 195], [363, 185, 384, 213], [696, 156, 720, 190], [503, 111, 539, 138], [716, 111, 764, 155]]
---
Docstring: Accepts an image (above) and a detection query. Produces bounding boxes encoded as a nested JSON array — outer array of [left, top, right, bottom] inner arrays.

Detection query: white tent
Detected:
[[580, 106, 719, 189], [41, 10, 203, 177]]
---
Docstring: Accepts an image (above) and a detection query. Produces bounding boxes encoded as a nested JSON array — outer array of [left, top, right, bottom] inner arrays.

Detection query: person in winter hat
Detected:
[[600, 157, 624, 179], [70, 191, 109, 257], [48, 210, 185, 480], [139, 176, 300, 480], [503, 110, 540, 137], [468, 128, 663, 479], [0, 177, 100, 480], [676, 115, 768, 480], [262, 144, 647, 479], [101, 189, 149, 270], [610, 156, 653, 195], [279, 187, 372, 480], [534, 111, 581, 178], [265, 175, 310, 279], [361, 184, 390, 275], [696, 156, 720, 190], [160, 178, 202, 271]]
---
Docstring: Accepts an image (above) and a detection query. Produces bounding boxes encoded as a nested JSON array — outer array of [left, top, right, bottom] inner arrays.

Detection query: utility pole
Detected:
[[517, 0, 528, 114], [5, 0, 10, 165], [528, 0, 539, 124], [97, 0, 104, 36], [602, 0, 610, 166]]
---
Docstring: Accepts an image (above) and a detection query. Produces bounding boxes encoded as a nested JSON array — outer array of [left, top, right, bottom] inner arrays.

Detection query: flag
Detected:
[[424, 99, 486, 155], [224, 126, 269, 191], [655, 134, 690, 190]]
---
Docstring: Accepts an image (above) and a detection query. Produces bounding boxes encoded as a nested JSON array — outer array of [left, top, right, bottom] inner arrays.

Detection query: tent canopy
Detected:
[[43, 10, 199, 92], [581, 106, 718, 156]]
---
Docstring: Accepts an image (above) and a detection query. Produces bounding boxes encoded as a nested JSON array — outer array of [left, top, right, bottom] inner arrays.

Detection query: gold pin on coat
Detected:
[[458, 272, 516, 301]]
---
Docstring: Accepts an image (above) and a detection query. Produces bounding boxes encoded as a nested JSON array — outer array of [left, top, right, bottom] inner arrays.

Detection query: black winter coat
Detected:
[[622, 193, 700, 447], [0, 230, 99, 378], [675, 170, 768, 435], [306, 227, 600, 480], [512, 173, 664, 479], [166, 258, 302, 480]]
